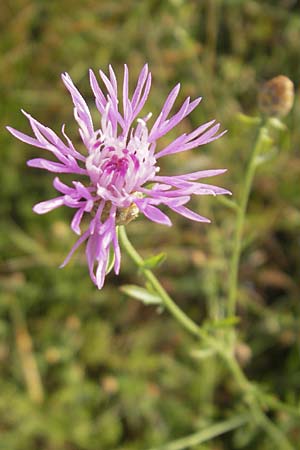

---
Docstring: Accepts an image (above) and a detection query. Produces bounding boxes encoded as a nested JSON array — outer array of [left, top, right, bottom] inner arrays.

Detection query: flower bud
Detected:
[[258, 75, 294, 117], [235, 342, 252, 367]]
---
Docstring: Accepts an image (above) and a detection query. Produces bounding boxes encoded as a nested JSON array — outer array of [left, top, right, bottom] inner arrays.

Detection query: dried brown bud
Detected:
[[234, 342, 252, 367], [101, 375, 119, 394], [45, 347, 61, 364], [258, 75, 294, 117]]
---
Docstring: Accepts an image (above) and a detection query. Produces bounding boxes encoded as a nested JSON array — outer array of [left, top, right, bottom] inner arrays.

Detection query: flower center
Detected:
[[85, 121, 157, 207], [102, 154, 130, 176], [86, 144, 141, 185]]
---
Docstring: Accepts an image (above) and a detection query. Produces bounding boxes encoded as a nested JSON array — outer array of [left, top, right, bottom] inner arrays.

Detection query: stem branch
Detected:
[[227, 122, 266, 318], [120, 225, 295, 449], [148, 414, 250, 450]]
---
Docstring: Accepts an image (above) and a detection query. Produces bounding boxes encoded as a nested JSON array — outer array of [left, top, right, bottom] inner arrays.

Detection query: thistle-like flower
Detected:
[[7, 65, 229, 288]]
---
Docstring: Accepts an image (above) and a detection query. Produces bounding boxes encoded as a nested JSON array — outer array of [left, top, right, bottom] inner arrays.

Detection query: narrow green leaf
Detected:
[[142, 253, 167, 269], [254, 150, 277, 166], [147, 414, 250, 450], [190, 348, 216, 360], [120, 284, 162, 305], [268, 117, 287, 131], [278, 130, 290, 152], [236, 113, 261, 126], [217, 195, 239, 212], [257, 127, 273, 151], [204, 316, 240, 330]]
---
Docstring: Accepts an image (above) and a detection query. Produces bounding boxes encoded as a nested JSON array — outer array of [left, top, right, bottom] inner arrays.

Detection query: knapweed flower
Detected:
[[7, 65, 229, 289]]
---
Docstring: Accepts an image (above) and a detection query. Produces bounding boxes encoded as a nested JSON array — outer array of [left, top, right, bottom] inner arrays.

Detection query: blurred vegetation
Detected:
[[1, 0, 300, 448]]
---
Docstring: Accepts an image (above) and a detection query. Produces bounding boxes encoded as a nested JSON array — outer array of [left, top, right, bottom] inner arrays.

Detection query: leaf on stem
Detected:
[[236, 113, 261, 126], [204, 316, 240, 330], [268, 117, 287, 131], [141, 252, 167, 270], [190, 348, 216, 360], [217, 195, 239, 212], [120, 284, 162, 305]]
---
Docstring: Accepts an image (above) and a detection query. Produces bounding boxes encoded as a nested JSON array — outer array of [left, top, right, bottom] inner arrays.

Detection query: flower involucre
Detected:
[[7, 65, 229, 289]]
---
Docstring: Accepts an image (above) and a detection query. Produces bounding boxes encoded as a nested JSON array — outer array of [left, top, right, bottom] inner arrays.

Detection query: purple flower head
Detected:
[[7, 65, 229, 289]]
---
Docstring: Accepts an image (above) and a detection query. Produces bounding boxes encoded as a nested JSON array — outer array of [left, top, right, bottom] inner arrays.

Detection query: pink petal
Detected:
[[113, 231, 121, 275], [33, 197, 64, 214], [169, 205, 210, 223], [22, 111, 68, 152], [27, 158, 76, 173], [60, 228, 91, 268], [61, 72, 94, 138], [6, 126, 45, 148], [154, 169, 227, 183], [95, 256, 107, 289], [141, 204, 172, 226], [149, 96, 190, 141], [185, 119, 216, 142], [123, 64, 130, 118], [89, 69, 106, 113], [159, 83, 181, 122], [132, 72, 151, 117], [71, 208, 85, 235], [108, 65, 118, 92], [86, 230, 102, 278], [194, 183, 231, 196], [131, 64, 149, 110], [53, 177, 74, 194], [99, 69, 118, 105]]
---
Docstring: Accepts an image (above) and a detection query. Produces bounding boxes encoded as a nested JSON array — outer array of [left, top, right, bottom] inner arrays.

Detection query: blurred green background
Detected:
[[1, 0, 300, 449]]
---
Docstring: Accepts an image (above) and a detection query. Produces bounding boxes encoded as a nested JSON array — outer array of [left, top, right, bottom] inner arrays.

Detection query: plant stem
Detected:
[[119, 226, 295, 449], [119, 226, 201, 339], [120, 227, 228, 358], [227, 121, 266, 318], [148, 413, 250, 450], [249, 404, 294, 450], [10, 296, 44, 404]]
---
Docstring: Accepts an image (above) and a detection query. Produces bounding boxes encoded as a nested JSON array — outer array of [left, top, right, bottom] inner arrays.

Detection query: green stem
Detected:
[[148, 414, 250, 450], [227, 122, 266, 318], [250, 405, 294, 450], [119, 225, 201, 339], [120, 226, 226, 355], [119, 226, 295, 449]]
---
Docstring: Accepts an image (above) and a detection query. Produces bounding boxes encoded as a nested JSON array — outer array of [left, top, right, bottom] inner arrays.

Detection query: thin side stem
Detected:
[[227, 122, 266, 318], [120, 226, 226, 354], [148, 414, 250, 450], [250, 404, 294, 450], [119, 226, 201, 339], [119, 226, 295, 449]]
